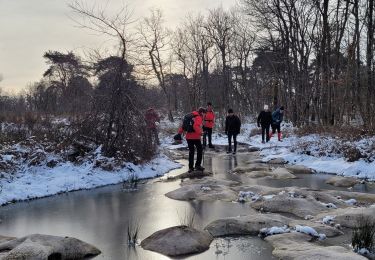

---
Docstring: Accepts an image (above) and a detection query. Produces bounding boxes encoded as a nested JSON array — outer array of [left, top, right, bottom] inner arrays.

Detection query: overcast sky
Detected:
[[0, 0, 235, 94]]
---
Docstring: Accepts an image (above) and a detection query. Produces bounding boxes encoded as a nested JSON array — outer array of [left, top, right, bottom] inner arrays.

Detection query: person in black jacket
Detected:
[[225, 109, 241, 154], [257, 105, 272, 143], [271, 106, 284, 141]]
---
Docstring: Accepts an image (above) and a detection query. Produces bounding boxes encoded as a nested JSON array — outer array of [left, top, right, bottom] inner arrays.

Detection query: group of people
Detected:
[[174, 103, 242, 172], [257, 105, 285, 143], [146, 103, 284, 173]]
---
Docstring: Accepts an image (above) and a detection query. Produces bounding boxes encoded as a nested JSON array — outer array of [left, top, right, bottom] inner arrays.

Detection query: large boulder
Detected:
[[0, 234, 101, 259], [205, 213, 292, 237], [141, 226, 213, 256], [252, 194, 331, 218], [326, 176, 358, 187], [265, 232, 366, 260]]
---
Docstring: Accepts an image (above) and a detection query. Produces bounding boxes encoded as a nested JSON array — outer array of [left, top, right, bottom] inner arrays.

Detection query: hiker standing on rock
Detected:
[[203, 102, 215, 149], [270, 106, 284, 141], [257, 105, 272, 143], [145, 107, 160, 145], [178, 107, 206, 172], [225, 109, 241, 154]]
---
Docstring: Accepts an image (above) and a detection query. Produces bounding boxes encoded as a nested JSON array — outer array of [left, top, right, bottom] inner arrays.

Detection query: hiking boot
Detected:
[[226, 150, 232, 154], [232, 151, 236, 155], [188, 168, 194, 173], [208, 144, 215, 149], [195, 166, 205, 171], [262, 140, 265, 144]]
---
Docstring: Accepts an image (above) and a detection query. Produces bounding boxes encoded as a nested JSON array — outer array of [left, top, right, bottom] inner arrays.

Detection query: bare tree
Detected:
[[69, 1, 154, 159], [137, 9, 174, 120]]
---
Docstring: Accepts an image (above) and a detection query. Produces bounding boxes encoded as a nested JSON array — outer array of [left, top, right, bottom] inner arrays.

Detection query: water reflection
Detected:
[[0, 151, 373, 259]]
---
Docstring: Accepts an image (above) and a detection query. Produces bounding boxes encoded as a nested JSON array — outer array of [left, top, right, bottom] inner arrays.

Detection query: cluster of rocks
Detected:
[[141, 150, 375, 259]]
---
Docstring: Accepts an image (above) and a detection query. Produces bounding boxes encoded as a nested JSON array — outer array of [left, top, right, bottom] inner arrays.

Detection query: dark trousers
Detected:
[[187, 139, 203, 169], [261, 125, 270, 142], [203, 127, 213, 147], [227, 132, 238, 152], [272, 124, 281, 134]]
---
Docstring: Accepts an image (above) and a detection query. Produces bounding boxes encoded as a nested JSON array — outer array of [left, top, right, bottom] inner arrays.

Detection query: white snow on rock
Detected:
[[237, 191, 261, 203], [260, 225, 290, 237], [345, 199, 357, 205], [295, 225, 326, 240], [322, 216, 336, 225], [320, 202, 337, 209]]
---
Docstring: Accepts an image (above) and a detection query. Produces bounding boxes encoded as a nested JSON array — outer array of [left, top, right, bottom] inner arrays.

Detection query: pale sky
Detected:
[[0, 0, 235, 94]]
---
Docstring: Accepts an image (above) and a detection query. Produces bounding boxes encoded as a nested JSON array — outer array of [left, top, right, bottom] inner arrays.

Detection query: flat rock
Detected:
[[205, 213, 292, 237], [289, 219, 344, 237], [271, 168, 297, 179], [177, 170, 212, 179], [297, 189, 347, 207], [326, 176, 358, 187], [165, 184, 238, 201], [244, 171, 272, 178], [252, 194, 331, 218], [285, 165, 315, 174], [232, 185, 285, 195], [232, 164, 270, 173], [141, 226, 213, 256], [265, 232, 366, 260], [0, 234, 101, 259], [315, 207, 375, 228], [326, 190, 375, 204], [181, 177, 240, 187], [248, 147, 261, 152], [245, 159, 264, 164], [268, 158, 287, 164]]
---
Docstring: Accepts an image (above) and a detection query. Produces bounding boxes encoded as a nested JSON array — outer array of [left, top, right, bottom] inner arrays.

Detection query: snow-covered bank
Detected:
[[0, 144, 181, 206], [161, 120, 375, 180]]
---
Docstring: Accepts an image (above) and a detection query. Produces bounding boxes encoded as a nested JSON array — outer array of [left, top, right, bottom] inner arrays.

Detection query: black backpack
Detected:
[[182, 113, 196, 132]]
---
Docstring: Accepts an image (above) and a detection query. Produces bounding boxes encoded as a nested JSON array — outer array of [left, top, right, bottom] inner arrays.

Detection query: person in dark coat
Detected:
[[257, 105, 272, 143], [270, 106, 284, 141], [225, 108, 241, 154]]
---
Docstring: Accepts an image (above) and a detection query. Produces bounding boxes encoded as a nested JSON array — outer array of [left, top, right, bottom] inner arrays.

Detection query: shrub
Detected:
[[352, 215, 375, 253]]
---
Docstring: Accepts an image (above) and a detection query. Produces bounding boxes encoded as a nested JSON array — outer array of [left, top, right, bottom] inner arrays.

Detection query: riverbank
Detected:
[[162, 121, 375, 180]]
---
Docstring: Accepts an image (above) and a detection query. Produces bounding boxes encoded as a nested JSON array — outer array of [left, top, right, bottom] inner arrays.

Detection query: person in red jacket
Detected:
[[203, 102, 215, 148], [178, 107, 206, 172], [145, 107, 160, 145]]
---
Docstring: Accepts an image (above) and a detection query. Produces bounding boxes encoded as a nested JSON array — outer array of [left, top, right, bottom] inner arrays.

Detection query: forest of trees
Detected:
[[1, 0, 375, 158]]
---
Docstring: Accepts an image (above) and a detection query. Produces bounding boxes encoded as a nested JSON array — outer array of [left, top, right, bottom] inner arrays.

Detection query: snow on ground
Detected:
[[161, 119, 375, 180], [0, 144, 181, 206]]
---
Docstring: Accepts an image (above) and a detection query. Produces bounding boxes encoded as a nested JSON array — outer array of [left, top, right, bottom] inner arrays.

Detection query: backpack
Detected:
[[182, 113, 196, 132]]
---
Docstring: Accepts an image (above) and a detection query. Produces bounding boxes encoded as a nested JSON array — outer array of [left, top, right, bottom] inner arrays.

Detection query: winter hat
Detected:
[[280, 106, 284, 111], [228, 108, 234, 113], [198, 107, 206, 114], [207, 102, 212, 106], [264, 105, 269, 110]]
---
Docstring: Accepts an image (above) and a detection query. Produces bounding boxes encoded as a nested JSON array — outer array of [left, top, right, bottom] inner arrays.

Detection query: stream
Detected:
[[0, 146, 374, 259]]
